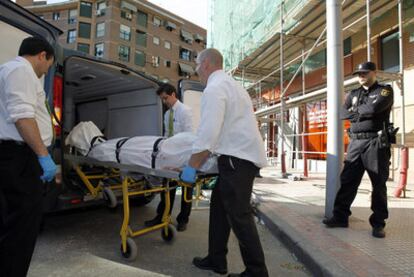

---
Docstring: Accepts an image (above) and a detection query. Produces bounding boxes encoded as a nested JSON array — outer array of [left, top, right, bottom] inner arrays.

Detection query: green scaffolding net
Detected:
[[207, 0, 308, 72]]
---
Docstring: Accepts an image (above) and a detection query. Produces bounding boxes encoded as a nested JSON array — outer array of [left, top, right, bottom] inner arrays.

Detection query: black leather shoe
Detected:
[[177, 222, 187, 232], [144, 216, 162, 227], [192, 256, 227, 275], [322, 217, 348, 228], [372, 227, 386, 238]]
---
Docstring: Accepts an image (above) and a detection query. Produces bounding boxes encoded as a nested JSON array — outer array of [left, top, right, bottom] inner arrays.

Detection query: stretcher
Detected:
[[65, 154, 216, 261]]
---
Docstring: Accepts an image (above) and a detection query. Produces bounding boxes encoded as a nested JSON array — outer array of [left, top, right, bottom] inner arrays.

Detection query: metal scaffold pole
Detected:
[[366, 0, 371, 61], [279, 1, 287, 176], [399, 0, 406, 147], [325, 0, 344, 217]]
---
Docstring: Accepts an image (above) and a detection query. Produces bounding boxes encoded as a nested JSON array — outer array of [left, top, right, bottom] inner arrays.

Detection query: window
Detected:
[[164, 60, 171, 68], [77, 43, 90, 54], [137, 11, 147, 28], [120, 24, 131, 41], [151, 56, 160, 67], [164, 41, 171, 50], [180, 29, 193, 44], [95, 43, 104, 57], [68, 9, 77, 24], [96, 1, 106, 16], [136, 30, 147, 47], [179, 48, 192, 61], [79, 22, 91, 38], [134, 50, 145, 66], [381, 32, 399, 73], [153, 36, 160, 45], [153, 16, 161, 27], [121, 10, 133, 21], [52, 12, 60, 21], [343, 37, 352, 56], [118, 45, 130, 62], [67, 29, 76, 43], [96, 22, 105, 38], [80, 1, 92, 18]]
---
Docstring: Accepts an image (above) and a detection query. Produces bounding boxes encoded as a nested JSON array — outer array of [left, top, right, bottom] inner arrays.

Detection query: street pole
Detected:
[[366, 0, 371, 61], [280, 1, 286, 176], [325, 0, 344, 217]]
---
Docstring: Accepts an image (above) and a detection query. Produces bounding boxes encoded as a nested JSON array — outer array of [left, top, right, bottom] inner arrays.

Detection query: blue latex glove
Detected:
[[38, 154, 57, 182], [180, 165, 197, 184]]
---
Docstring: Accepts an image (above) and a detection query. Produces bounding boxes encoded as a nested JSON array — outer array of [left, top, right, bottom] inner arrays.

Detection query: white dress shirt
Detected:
[[164, 100, 193, 137], [192, 70, 267, 168], [0, 56, 53, 146]]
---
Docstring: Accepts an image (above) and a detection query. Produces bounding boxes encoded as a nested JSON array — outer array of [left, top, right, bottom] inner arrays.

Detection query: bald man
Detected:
[[180, 48, 269, 277]]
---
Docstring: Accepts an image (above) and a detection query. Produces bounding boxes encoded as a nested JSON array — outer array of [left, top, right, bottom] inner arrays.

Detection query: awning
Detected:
[[121, 1, 137, 12], [194, 33, 204, 42], [178, 63, 195, 75], [165, 21, 177, 30], [180, 29, 193, 41]]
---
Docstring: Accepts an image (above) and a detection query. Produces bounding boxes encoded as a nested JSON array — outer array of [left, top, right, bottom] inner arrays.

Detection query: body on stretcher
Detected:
[[65, 154, 217, 261]]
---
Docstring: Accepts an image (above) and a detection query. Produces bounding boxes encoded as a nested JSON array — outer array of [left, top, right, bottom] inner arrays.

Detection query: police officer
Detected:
[[181, 48, 269, 277], [0, 37, 57, 276], [144, 83, 194, 232], [323, 61, 393, 238]]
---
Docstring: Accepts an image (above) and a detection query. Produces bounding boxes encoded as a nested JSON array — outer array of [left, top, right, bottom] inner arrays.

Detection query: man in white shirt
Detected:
[[180, 49, 269, 277], [145, 83, 194, 232], [0, 36, 57, 277]]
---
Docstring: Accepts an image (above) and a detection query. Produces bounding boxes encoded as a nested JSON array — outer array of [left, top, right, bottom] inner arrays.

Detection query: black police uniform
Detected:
[[333, 81, 393, 228]]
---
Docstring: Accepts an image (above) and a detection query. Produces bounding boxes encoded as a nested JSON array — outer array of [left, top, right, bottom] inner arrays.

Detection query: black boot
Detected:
[[372, 226, 386, 238], [144, 216, 162, 227], [322, 217, 349, 228]]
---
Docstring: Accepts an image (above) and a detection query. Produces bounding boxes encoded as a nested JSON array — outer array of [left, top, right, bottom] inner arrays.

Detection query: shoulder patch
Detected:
[[380, 88, 391, 97]]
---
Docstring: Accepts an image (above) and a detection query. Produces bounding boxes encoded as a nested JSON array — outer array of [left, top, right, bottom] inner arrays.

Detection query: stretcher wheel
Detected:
[[161, 225, 176, 243], [103, 187, 117, 208], [120, 237, 137, 261]]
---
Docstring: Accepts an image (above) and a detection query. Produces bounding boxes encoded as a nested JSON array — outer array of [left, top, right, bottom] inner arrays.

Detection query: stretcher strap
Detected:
[[115, 138, 131, 163], [86, 135, 107, 156], [151, 138, 165, 169]]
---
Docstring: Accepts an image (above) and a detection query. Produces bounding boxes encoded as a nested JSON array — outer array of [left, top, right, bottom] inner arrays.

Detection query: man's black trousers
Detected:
[[0, 143, 44, 277], [333, 138, 390, 228], [155, 180, 193, 224], [208, 155, 268, 277]]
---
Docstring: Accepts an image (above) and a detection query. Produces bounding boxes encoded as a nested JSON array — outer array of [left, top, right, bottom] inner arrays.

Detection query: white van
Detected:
[[0, 1, 204, 212]]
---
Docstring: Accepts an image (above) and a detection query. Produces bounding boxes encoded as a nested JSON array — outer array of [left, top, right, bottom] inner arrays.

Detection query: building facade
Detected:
[[19, 0, 206, 86], [208, 0, 414, 179]]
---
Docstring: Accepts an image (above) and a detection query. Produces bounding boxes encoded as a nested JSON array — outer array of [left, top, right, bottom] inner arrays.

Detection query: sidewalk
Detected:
[[253, 168, 414, 277]]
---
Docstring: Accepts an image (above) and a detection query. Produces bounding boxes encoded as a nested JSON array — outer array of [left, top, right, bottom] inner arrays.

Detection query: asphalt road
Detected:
[[28, 191, 309, 277]]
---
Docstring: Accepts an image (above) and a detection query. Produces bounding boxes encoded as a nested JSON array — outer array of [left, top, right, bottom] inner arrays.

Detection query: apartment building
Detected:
[[19, 0, 206, 85]]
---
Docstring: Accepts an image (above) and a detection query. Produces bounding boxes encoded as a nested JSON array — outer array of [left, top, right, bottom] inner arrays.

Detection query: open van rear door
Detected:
[[0, 1, 62, 64], [178, 79, 205, 132]]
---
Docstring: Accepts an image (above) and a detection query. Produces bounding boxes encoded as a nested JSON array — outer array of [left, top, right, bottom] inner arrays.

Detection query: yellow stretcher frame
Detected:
[[65, 154, 216, 261]]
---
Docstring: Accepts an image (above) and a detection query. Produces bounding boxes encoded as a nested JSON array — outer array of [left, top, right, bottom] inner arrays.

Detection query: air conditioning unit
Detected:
[[152, 56, 160, 67], [126, 13, 132, 20]]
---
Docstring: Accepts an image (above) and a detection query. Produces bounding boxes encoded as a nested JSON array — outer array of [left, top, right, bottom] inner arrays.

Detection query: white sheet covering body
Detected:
[[66, 122, 217, 173]]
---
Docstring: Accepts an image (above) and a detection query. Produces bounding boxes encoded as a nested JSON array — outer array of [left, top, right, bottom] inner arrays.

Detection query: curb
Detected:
[[254, 203, 352, 277]]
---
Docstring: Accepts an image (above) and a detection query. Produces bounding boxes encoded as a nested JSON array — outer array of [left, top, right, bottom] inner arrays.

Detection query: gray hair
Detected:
[[198, 48, 223, 68]]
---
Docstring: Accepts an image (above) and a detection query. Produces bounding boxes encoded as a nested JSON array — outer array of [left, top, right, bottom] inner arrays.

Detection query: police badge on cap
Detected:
[[353, 61, 377, 75]]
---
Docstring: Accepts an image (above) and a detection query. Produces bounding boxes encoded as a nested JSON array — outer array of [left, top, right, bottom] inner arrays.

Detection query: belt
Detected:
[[0, 139, 26, 146], [347, 132, 378, 140]]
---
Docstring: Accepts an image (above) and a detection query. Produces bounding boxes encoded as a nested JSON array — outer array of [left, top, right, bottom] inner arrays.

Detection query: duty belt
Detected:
[[347, 131, 378, 140]]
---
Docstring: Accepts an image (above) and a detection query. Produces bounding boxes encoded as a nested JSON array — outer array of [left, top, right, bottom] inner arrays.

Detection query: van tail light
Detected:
[[53, 75, 63, 136]]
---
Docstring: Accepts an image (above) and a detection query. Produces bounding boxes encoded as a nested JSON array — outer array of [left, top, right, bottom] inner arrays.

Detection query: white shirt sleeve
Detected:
[[181, 106, 193, 133], [4, 66, 36, 123], [192, 85, 226, 154]]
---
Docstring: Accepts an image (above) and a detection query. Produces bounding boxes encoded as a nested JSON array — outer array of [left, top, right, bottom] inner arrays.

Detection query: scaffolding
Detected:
[[209, 0, 414, 208]]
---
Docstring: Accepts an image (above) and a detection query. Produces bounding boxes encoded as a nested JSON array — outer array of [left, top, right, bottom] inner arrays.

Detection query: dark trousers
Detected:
[[208, 155, 268, 277], [155, 180, 193, 224], [333, 138, 390, 228], [0, 143, 44, 277]]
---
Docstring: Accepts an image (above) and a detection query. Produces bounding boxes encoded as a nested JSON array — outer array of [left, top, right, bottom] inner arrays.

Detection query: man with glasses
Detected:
[[323, 61, 394, 238]]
